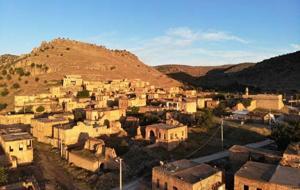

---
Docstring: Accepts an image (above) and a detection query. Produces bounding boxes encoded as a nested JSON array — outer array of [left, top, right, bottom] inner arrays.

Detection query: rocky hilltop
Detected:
[[0, 38, 180, 110]]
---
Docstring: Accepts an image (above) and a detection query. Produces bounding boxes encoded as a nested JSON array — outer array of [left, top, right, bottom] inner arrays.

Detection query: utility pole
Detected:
[[221, 118, 224, 150], [116, 157, 123, 190], [120, 158, 123, 190]]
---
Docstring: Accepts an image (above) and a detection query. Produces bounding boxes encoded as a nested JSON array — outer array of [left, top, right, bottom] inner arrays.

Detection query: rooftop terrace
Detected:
[[154, 159, 219, 184]]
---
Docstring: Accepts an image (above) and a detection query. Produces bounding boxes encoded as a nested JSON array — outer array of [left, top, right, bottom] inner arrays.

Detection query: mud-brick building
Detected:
[[145, 122, 188, 150], [63, 75, 83, 87], [234, 161, 300, 190], [118, 95, 146, 109], [51, 120, 125, 151], [229, 145, 282, 168], [242, 88, 284, 111], [152, 159, 225, 190], [0, 114, 34, 125], [0, 128, 33, 168], [31, 117, 70, 144], [182, 98, 197, 114], [85, 107, 126, 125], [67, 137, 117, 172]]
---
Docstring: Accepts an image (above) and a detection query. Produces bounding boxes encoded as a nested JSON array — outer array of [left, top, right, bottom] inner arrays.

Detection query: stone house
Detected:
[[152, 159, 225, 190], [0, 114, 34, 125], [67, 137, 117, 172], [183, 90, 197, 98], [242, 89, 284, 111], [85, 107, 126, 125], [0, 128, 33, 168], [145, 122, 188, 150], [63, 75, 83, 87], [118, 95, 146, 109], [51, 120, 125, 153], [234, 161, 300, 190], [229, 145, 282, 169], [182, 98, 197, 114], [31, 117, 70, 144], [206, 99, 220, 109]]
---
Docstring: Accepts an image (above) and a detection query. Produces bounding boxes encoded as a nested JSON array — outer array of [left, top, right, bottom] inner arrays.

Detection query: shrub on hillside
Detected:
[[1, 70, 7, 75], [0, 104, 7, 111], [12, 83, 20, 89], [35, 77, 39, 82], [25, 71, 31, 76], [15, 67, 25, 76], [1, 89, 9, 96]]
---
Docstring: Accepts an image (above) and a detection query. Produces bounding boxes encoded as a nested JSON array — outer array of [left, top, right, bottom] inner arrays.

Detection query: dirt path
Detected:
[[34, 142, 86, 190]]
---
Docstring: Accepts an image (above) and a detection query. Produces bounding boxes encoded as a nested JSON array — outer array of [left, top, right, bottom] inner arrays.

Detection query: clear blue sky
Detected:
[[0, 0, 299, 66]]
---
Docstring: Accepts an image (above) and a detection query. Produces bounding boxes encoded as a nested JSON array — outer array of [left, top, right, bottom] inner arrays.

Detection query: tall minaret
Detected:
[[245, 87, 249, 97]]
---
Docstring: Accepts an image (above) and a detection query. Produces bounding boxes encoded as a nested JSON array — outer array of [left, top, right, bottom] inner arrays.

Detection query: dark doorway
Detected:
[[149, 130, 156, 144]]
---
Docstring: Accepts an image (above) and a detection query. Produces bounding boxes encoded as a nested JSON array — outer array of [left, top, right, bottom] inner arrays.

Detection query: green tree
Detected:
[[36, 105, 45, 113], [195, 109, 213, 128], [0, 104, 7, 111], [76, 89, 90, 98], [241, 98, 252, 107], [0, 167, 7, 185], [271, 122, 300, 150], [130, 106, 139, 114]]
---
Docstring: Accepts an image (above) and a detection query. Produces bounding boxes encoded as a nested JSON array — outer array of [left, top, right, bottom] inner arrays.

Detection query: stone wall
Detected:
[[0, 114, 34, 125]]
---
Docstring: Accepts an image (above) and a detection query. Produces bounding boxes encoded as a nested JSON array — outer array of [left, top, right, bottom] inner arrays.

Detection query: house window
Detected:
[[19, 144, 24, 151], [173, 186, 178, 190], [156, 179, 160, 188], [27, 140, 32, 148], [243, 185, 249, 190], [164, 134, 166, 140], [257, 188, 262, 190], [170, 133, 173, 140], [159, 132, 161, 139], [182, 131, 184, 137], [9, 146, 14, 152]]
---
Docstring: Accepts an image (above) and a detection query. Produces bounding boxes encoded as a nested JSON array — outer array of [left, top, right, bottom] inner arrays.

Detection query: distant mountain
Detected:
[[0, 38, 180, 111], [0, 54, 19, 65], [155, 51, 300, 92]]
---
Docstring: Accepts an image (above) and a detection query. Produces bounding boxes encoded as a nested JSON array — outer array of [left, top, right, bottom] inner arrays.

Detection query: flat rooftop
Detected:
[[34, 117, 68, 123], [53, 122, 76, 130], [154, 159, 219, 184], [235, 161, 276, 182], [270, 165, 300, 187], [70, 149, 104, 162], [1, 132, 32, 142], [229, 145, 282, 157], [147, 123, 185, 130]]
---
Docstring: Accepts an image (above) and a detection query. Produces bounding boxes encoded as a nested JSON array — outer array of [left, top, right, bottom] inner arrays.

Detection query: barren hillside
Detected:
[[0, 38, 180, 111], [155, 52, 300, 92]]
